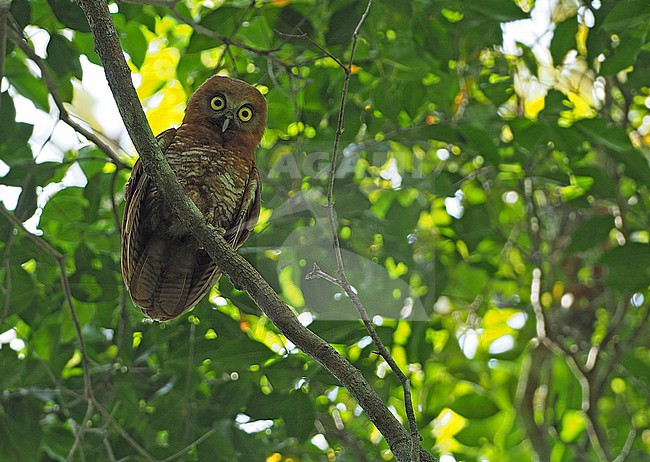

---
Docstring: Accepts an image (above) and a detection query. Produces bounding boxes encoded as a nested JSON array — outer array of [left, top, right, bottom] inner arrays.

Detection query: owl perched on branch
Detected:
[[121, 76, 267, 321]]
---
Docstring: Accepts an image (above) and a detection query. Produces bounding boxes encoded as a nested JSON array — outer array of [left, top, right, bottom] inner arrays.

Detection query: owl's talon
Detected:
[[207, 223, 226, 235]]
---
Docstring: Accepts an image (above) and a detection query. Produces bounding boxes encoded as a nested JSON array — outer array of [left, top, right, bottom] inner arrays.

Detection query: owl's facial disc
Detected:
[[207, 91, 257, 133]]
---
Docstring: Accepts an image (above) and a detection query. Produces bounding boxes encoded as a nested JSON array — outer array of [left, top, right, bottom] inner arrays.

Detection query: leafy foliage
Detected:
[[1, 0, 649, 461]]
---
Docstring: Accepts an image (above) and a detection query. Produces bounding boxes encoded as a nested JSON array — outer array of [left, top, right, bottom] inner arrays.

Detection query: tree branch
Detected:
[[74, 1, 435, 460]]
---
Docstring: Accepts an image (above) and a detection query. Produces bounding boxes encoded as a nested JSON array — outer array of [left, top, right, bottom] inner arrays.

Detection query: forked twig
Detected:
[[302, 2, 423, 460]]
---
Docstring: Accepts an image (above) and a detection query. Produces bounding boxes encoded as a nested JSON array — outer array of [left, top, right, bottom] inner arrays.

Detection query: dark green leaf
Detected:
[[284, 390, 315, 440], [122, 22, 148, 69], [551, 18, 579, 65], [464, 0, 529, 22], [599, 30, 645, 75], [10, 0, 31, 29], [47, 0, 91, 32], [14, 176, 37, 221], [517, 41, 538, 77], [47, 34, 83, 79], [601, 1, 650, 31], [0, 397, 42, 462], [213, 337, 275, 369], [186, 7, 241, 53], [600, 243, 650, 291], [567, 216, 613, 253], [326, 3, 362, 46]]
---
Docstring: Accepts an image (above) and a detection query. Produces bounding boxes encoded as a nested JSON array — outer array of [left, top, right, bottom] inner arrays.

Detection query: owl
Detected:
[[121, 75, 267, 321]]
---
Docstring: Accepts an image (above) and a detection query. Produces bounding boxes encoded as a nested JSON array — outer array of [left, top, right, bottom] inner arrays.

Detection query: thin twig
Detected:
[[305, 1, 425, 461], [67, 400, 94, 461], [159, 428, 218, 462], [94, 402, 157, 462], [276, 29, 346, 70], [169, 7, 280, 57], [613, 426, 637, 462]]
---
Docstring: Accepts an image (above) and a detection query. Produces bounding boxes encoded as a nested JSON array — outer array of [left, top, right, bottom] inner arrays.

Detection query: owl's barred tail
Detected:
[[129, 237, 201, 320]]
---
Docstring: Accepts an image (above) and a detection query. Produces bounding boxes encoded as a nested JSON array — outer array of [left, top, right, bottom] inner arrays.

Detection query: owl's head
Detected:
[[184, 75, 267, 144]]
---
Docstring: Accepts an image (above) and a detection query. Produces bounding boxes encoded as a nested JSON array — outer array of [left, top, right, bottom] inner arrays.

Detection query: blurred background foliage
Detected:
[[0, 0, 649, 461]]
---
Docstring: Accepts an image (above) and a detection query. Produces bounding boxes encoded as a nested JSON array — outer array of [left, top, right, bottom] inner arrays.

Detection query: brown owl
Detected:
[[121, 75, 266, 321]]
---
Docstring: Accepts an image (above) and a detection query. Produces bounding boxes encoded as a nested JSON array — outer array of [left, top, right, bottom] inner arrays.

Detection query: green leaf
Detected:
[[326, 3, 362, 46], [551, 18, 579, 65], [213, 337, 275, 369], [517, 41, 538, 77], [4, 56, 50, 112], [46, 0, 91, 32], [122, 22, 148, 69], [464, 0, 529, 22], [3, 267, 35, 317], [567, 215, 613, 253], [47, 33, 83, 80], [274, 7, 315, 43], [39, 187, 89, 244], [0, 123, 33, 168], [601, 0, 650, 31], [187, 6, 241, 52], [479, 74, 513, 106], [574, 119, 631, 152], [450, 392, 499, 419], [455, 413, 505, 446], [14, 175, 37, 221], [0, 91, 16, 132], [600, 243, 650, 291], [0, 397, 43, 462], [599, 30, 645, 75], [309, 321, 368, 344], [10, 0, 31, 29], [284, 390, 315, 441], [510, 119, 548, 153]]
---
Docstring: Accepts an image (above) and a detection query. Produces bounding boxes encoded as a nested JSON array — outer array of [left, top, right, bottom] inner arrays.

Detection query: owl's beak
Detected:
[[221, 114, 233, 132]]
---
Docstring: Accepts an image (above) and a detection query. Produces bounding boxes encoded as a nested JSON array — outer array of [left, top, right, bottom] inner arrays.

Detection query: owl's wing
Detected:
[[179, 166, 260, 314], [153, 164, 260, 316], [121, 128, 178, 292], [224, 164, 261, 250]]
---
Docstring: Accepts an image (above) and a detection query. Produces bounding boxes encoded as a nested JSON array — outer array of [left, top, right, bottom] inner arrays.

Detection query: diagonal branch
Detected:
[[73, 1, 435, 460]]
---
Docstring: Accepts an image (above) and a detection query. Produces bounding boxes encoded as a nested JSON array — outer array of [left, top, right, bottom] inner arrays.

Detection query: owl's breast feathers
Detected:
[[121, 126, 261, 321]]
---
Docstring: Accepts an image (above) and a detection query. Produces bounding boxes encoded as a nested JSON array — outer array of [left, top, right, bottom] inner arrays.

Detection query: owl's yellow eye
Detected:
[[210, 95, 226, 111], [238, 105, 253, 122]]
